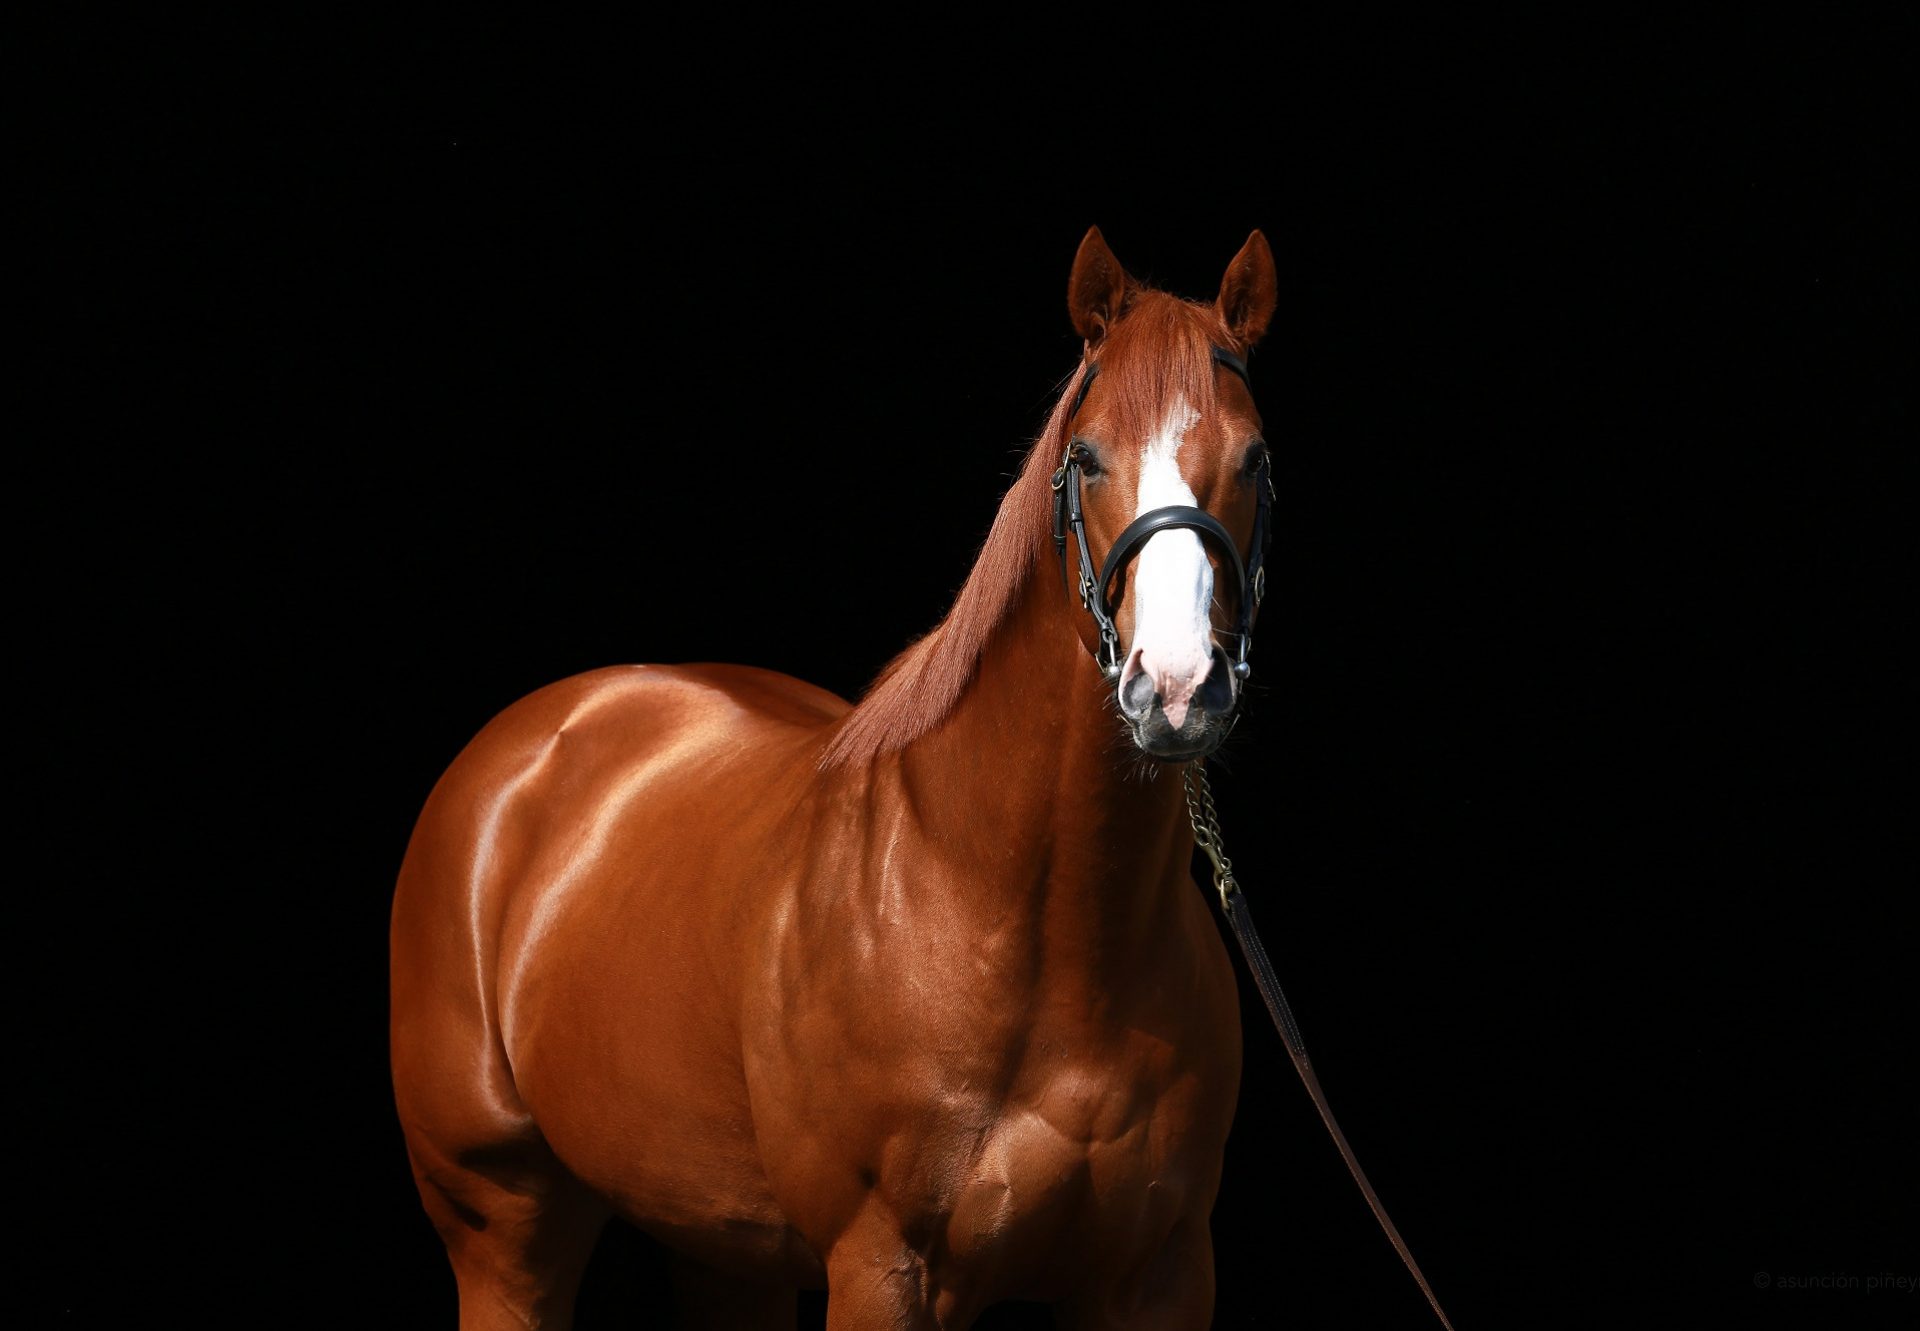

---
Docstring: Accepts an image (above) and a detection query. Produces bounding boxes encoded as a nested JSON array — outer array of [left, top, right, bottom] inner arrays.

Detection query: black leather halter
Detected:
[[1050, 346, 1274, 678]]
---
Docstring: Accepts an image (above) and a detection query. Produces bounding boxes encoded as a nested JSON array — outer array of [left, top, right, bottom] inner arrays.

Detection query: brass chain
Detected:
[[1181, 763, 1239, 908]]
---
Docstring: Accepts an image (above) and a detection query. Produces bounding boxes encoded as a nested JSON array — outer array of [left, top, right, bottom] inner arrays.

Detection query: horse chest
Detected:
[[742, 833, 1238, 1279]]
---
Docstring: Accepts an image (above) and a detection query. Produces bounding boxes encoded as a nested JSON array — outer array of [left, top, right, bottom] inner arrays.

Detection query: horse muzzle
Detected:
[[1118, 643, 1240, 760]]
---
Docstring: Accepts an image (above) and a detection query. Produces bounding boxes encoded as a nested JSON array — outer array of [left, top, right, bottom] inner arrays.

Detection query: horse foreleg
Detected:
[[822, 1207, 944, 1331]]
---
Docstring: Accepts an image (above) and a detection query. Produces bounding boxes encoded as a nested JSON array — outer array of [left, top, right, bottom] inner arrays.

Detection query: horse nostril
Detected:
[[1120, 670, 1157, 719], [1195, 648, 1236, 717]]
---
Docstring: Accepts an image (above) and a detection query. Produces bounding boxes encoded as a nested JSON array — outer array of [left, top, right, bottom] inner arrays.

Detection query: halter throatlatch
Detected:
[[1050, 346, 1274, 679]]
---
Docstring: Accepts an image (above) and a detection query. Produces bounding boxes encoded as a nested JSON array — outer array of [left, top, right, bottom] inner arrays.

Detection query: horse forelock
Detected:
[[1093, 292, 1241, 456]]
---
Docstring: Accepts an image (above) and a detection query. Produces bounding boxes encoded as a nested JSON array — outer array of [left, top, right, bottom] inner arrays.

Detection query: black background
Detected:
[[32, 12, 1913, 1329]]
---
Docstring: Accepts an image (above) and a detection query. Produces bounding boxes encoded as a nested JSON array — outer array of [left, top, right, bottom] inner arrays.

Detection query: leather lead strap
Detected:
[[1219, 887, 1457, 1330], [1186, 766, 1454, 1329]]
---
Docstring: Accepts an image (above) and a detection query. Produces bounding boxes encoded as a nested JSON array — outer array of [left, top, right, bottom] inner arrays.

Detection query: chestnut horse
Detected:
[[391, 227, 1279, 1329]]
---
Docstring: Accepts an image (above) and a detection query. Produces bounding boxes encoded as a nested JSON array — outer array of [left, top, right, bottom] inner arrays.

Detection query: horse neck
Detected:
[[893, 549, 1193, 971]]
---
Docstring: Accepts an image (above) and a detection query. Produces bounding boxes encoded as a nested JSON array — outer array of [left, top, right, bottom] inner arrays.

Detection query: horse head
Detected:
[[1056, 225, 1278, 760]]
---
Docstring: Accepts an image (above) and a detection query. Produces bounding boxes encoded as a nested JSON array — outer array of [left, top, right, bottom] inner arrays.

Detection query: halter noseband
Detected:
[[1050, 346, 1274, 679]]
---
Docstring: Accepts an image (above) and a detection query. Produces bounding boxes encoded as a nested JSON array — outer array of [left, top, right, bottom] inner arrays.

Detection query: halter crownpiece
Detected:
[[1050, 346, 1274, 679]]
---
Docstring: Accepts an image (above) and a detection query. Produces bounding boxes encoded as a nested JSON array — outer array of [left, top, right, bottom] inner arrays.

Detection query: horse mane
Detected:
[[818, 291, 1237, 771]]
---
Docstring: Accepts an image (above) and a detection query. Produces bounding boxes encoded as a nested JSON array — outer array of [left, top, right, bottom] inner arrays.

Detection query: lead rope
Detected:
[[1182, 764, 1457, 1330]]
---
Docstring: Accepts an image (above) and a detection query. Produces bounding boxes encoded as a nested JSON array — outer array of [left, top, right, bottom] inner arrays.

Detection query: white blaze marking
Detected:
[[1127, 395, 1214, 726]]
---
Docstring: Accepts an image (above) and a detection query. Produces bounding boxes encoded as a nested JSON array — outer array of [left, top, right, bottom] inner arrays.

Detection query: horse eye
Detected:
[[1242, 441, 1270, 477], [1069, 441, 1104, 476]]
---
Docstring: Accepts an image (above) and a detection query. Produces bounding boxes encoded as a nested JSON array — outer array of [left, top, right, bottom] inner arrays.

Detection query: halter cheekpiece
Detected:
[[1050, 345, 1275, 679]]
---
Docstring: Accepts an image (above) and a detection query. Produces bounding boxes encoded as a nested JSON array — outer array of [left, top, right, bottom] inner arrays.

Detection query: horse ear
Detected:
[[1216, 229, 1277, 347], [1067, 226, 1130, 345]]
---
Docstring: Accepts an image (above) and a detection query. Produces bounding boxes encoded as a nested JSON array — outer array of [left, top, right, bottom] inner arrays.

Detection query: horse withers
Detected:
[[390, 226, 1278, 1329]]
